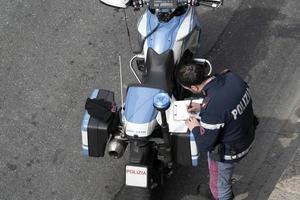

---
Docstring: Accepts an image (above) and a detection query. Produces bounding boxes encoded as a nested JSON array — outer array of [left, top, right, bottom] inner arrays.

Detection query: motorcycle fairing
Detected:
[[100, 0, 129, 8], [146, 10, 183, 54], [137, 6, 201, 63], [124, 86, 163, 137]]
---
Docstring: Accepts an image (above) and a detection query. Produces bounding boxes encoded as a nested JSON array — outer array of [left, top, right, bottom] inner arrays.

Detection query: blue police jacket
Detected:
[[192, 71, 255, 163]]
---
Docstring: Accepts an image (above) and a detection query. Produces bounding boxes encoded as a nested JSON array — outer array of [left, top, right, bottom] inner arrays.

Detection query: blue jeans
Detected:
[[208, 155, 235, 200]]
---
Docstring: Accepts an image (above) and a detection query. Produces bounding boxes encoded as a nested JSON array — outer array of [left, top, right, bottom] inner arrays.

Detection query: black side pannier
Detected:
[[81, 89, 115, 157]]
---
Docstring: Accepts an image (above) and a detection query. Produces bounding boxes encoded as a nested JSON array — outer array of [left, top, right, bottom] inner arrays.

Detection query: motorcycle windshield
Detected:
[[124, 86, 163, 124]]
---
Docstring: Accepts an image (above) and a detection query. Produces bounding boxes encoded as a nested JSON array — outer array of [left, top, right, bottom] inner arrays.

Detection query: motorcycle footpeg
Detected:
[[136, 59, 145, 72], [164, 168, 173, 179], [150, 182, 158, 190]]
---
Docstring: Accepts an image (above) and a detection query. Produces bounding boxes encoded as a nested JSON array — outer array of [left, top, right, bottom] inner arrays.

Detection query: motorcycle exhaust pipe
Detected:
[[107, 138, 127, 159]]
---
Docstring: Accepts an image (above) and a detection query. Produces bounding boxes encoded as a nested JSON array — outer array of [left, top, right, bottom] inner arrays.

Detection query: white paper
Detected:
[[173, 99, 203, 121], [156, 97, 203, 133]]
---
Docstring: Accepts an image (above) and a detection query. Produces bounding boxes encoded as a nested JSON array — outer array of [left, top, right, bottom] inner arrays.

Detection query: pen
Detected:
[[188, 99, 193, 109]]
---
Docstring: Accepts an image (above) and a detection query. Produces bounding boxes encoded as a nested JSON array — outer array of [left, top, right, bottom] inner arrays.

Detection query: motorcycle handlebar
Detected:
[[139, 0, 223, 9]]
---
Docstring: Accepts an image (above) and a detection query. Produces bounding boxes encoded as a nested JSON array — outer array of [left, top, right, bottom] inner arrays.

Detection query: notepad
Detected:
[[156, 97, 203, 133], [173, 99, 203, 121]]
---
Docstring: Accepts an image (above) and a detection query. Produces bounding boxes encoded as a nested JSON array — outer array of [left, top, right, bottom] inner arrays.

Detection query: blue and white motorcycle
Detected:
[[81, 0, 222, 199]]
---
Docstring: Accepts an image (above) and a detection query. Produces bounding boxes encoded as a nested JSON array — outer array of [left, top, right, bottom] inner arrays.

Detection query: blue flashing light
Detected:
[[153, 93, 171, 110]]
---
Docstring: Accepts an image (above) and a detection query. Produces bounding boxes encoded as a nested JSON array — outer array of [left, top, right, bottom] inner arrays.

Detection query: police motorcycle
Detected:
[[81, 0, 223, 199]]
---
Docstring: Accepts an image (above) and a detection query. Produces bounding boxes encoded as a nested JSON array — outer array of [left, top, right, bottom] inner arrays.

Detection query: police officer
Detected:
[[176, 60, 256, 200]]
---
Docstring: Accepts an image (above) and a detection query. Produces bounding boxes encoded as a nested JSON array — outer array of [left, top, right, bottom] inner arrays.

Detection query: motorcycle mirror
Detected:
[[99, 0, 128, 9]]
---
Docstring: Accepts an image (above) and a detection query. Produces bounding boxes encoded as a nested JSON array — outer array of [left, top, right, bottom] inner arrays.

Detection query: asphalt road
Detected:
[[0, 0, 299, 200]]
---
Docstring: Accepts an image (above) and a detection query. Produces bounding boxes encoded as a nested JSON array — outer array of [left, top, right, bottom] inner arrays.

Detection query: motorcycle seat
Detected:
[[142, 48, 174, 95]]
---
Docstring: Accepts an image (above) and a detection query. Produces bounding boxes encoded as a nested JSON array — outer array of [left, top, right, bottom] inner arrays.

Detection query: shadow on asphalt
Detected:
[[233, 117, 300, 200], [204, 6, 287, 75]]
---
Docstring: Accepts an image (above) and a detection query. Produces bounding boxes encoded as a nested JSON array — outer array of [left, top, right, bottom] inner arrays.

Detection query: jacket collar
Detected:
[[202, 74, 225, 96]]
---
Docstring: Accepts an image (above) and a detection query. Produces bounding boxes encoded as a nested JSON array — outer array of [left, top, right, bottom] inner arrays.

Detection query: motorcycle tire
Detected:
[[114, 185, 151, 200]]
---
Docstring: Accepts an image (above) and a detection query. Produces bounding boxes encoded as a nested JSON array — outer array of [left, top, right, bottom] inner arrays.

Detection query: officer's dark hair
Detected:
[[176, 60, 208, 88]]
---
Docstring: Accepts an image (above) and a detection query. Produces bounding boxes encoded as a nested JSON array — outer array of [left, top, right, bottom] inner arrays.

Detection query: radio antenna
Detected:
[[119, 55, 124, 107]]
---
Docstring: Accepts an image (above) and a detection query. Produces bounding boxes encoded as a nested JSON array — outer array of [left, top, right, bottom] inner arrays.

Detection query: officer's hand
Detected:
[[187, 102, 201, 113], [185, 117, 200, 132]]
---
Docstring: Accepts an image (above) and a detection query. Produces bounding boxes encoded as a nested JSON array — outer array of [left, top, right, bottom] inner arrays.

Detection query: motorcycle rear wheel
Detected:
[[114, 185, 151, 200]]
